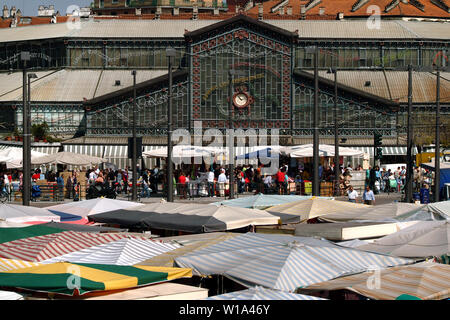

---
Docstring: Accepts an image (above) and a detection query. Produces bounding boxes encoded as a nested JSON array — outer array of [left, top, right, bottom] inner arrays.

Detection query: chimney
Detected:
[[258, 3, 263, 20], [235, 5, 240, 13], [337, 12, 344, 20], [319, 7, 325, 15], [192, 5, 198, 20], [3, 5, 9, 19], [155, 6, 161, 19], [135, 8, 142, 15], [300, 5, 306, 19], [286, 6, 293, 15], [173, 7, 179, 15], [213, 7, 219, 15], [10, 6, 16, 17], [279, 7, 284, 15], [16, 9, 22, 17]]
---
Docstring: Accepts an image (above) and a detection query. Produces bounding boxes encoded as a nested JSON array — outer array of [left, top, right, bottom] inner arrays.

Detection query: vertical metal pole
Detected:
[[313, 46, 320, 196], [435, 68, 440, 202], [333, 69, 340, 196], [406, 64, 413, 203], [131, 71, 137, 201], [228, 70, 235, 199], [167, 57, 174, 202], [22, 60, 29, 206]]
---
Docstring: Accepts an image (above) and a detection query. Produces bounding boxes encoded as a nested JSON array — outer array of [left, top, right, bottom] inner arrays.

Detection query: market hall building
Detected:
[[0, 13, 449, 168]]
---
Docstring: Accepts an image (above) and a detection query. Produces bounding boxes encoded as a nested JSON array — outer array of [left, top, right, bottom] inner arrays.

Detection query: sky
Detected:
[[2, 0, 92, 16]]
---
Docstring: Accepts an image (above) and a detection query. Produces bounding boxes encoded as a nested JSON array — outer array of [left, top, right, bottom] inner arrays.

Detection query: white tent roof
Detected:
[[0, 147, 48, 169], [31, 151, 107, 166], [47, 198, 145, 219], [287, 144, 365, 158], [356, 220, 450, 258], [142, 145, 227, 159], [0, 204, 60, 224], [41, 238, 181, 266], [207, 286, 327, 300]]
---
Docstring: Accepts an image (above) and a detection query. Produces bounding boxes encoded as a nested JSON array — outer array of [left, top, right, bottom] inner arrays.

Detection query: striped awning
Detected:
[[41, 238, 181, 266], [0, 230, 143, 262], [175, 232, 414, 292], [207, 286, 327, 300], [0, 258, 41, 272], [301, 261, 450, 300], [351, 146, 418, 157], [0, 262, 192, 296]]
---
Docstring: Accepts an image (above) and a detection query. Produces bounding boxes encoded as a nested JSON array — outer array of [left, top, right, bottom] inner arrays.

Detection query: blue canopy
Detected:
[[235, 147, 275, 160], [420, 162, 450, 200], [212, 194, 334, 210]]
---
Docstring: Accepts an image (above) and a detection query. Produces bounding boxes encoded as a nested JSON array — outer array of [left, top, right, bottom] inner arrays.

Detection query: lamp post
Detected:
[[21, 52, 30, 206], [166, 48, 176, 202], [131, 70, 137, 201], [405, 64, 413, 203], [227, 69, 247, 200], [305, 46, 320, 196], [25, 73, 37, 204], [327, 68, 340, 196], [434, 50, 448, 202]]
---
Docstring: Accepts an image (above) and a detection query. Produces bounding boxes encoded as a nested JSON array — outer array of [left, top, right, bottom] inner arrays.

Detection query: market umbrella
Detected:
[[89, 202, 281, 233], [0, 230, 138, 262], [47, 198, 145, 224], [0, 258, 41, 272], [0, 147, 48, 169], [266, 197, 369, 224], [138, 233, 240, 268], [301, 261, 450, 300], [175, 232, 413, 292], [0, 261, 192, 296], [212, 194, 333, 210], [207, 286, 327, 300], [318, 201, 425, 223], [41, 238, 181, 266], [423, 201, 450, 219], [0, 203, 61, 224], [288, 144, 364, 158], [356, 220, 450, 258], [31, 151, 107, 166], [143, 145, 226, 159]]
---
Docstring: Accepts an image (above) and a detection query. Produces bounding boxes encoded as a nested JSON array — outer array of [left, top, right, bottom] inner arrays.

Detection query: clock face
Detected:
[[233, 92, 248, 108]]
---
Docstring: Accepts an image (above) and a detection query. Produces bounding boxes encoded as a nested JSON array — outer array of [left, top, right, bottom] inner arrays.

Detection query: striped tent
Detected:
[[139, 233, 240, 268], [41, 238, 181, 266], [207, 286, 327, 300], [0, 262, 192, 296], [0, 258, 41, 272], [212, 194, 334, 210], [0, 230, 139, 262], [301, 261, 450, 300], [175, 232, 414, 292], [356, 221, 450, 258], [265, 198, 369, 224], [0, 204, 61, 224]]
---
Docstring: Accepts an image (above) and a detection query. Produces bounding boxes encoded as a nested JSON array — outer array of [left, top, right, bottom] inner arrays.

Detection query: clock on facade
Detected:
[[232, 91, 250, 108]]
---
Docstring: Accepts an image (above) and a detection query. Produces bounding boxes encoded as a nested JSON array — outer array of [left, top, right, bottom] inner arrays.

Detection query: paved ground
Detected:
[[21, 191, 404, 208]]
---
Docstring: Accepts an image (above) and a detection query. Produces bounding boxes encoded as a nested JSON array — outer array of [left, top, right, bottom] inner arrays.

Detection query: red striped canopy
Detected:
[[0, 231, 142, 262]]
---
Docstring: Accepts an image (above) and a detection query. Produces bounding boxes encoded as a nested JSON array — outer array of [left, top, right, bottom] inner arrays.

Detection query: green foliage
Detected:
[[31, 122, 49, 140]]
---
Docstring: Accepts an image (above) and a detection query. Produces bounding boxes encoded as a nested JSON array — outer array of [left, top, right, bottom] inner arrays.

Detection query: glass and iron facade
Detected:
[[0, 16, 448, 141]]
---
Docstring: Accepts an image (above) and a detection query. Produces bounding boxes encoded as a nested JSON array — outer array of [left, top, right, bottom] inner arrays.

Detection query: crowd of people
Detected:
[[0, 160, 437, 201]]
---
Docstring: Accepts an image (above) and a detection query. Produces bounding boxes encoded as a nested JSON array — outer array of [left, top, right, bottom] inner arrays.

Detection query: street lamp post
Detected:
[[405, 64, 413, 203], [166, 48, 176, 202], [21, 52, 30, 206], [311, 46, 320, 196], [227, 69, 247, 200], [328, 68, 340, 196], [131, 70, 137, 201]]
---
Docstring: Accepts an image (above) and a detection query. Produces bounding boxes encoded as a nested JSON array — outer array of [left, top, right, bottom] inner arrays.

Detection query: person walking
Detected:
[[347, 185, 359, 203], [362, 186, 376, 205], [207, 168, 215, 197]]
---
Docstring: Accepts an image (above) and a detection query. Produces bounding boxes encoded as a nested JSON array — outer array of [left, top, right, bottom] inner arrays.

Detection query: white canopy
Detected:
[[142, 145, 227, 159], [0, 147, 48, 169], [356, 220, 450, 258], [288, 144, 365, 158], [47, 198, 145, 219], [31, 151, 107, 166], [0, 204, 60, 224]]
